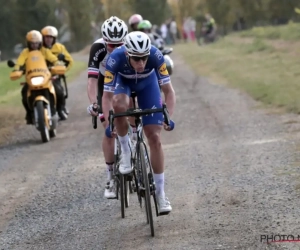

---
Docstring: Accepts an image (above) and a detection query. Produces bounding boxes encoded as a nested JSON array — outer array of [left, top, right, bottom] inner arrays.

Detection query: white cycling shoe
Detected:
[[104, 180, 116, 199], [119, 151, 132, 174], [157, 195, 172, 215]]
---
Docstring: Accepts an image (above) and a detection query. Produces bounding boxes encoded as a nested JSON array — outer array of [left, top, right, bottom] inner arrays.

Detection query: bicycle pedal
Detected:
[[159, 211, 171, 216]]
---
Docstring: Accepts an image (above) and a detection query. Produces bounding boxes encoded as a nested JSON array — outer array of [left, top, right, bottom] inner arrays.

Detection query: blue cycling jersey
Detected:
[[103, 45, 170, 92], [103, 45, 171, 126]]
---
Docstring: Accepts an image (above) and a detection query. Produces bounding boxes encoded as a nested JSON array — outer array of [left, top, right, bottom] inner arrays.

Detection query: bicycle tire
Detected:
[[120, 174, 125, 218], [132, 167, 142, 207], [124, 176, 130, 208], [129, 180, 133, 194], [114, 138, 125, 217], [148, 172, 159, 217], [138, 142, 154, 237]]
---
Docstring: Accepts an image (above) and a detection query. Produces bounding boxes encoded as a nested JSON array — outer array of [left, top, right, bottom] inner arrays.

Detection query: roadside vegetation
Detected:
[[175, 22, 300, 113]]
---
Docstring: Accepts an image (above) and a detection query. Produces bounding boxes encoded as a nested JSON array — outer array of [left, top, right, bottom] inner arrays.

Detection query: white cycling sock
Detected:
[[106, 163, 113, 181], [153, 173, 165, 198], [118, 134, 131, 153]]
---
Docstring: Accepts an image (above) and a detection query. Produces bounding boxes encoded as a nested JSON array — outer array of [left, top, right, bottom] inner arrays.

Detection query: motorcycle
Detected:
[[7, 50, 66, 143], [161, 47, 174, 76]]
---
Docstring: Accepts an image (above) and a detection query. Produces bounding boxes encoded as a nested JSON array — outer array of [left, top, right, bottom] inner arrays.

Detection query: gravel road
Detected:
[[1, 53, 300, 250]]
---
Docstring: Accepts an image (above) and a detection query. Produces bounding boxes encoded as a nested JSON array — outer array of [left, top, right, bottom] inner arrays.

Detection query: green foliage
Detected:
[[0, 0, 60, 59], [61, 0, 93, 51], [1, 0, 300, 60], [128, 0, 171, 25]]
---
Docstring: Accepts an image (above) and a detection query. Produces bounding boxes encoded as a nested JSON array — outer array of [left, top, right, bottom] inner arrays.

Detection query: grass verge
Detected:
[[174, 33, 300, 113], [239, 22, 300, 40]]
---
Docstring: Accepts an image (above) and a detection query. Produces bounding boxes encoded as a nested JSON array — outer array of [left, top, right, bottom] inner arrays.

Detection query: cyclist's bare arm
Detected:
[[102, 91, 113, 127], [161, 83, 176, 117], [87, 78, 98, 104]]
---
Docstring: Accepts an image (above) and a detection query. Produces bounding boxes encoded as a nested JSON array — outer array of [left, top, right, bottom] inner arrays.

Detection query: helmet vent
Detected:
[[138, 41, 144, 49]]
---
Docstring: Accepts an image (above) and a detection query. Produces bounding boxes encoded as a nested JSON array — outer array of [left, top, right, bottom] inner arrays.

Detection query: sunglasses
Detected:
[[107, 43, 123, 48], [130, 55, 149, 62]]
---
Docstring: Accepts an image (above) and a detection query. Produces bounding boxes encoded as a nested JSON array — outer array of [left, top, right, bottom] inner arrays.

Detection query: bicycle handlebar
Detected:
[[92, 104, 98, 129], [108, 103, 170, 133]]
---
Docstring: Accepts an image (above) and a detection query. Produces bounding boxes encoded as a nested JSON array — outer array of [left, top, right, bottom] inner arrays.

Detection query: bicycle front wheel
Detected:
[[120, 174, 125, 218], [138, 142, 154, 237]]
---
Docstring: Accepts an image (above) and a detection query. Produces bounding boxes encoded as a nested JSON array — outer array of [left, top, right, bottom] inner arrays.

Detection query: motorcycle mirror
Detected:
[[7, 60, 15, 68]]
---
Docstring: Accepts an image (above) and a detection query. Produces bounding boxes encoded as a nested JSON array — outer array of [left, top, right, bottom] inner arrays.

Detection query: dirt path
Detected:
[[1, 53, 300, 250]]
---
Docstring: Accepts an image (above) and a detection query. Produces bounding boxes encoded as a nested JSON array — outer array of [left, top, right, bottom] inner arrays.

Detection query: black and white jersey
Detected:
[[87, 38, 111, 78]]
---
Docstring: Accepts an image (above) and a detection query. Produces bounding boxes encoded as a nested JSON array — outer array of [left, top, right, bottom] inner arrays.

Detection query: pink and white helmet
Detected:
[[128, 14, 143, 25]]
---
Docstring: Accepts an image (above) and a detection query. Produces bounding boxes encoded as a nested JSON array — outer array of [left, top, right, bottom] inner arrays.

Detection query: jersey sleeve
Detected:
[[87, 43, 106, 79], [60, 44, 73, 71], [152, 47, 171, 85], [103, 52, 119, 93], [15, 49, 28, 70], [45, 48, 58, 65]]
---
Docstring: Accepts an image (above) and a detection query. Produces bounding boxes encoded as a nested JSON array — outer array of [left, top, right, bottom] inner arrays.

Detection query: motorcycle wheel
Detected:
[[35, 100, 50, 143]]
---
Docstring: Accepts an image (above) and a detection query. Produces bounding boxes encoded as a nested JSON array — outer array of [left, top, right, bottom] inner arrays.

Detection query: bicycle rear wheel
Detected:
[[138, 142, 154, 237], [114, 138, 127, 218]]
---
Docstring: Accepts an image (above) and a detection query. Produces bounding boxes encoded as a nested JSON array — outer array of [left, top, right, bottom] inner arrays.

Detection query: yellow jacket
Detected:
[[48, 43, 73, 71], [14, 47, 58, 70]]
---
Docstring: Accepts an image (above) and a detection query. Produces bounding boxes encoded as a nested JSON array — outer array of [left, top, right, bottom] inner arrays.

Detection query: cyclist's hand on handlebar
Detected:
[[163, 119, 175, 131], [87, 103, 99, 116], [105, 126, 117, 138]]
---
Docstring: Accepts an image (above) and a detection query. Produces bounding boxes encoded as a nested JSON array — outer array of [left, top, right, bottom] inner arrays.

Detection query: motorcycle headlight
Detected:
[[31, 76, 44, 86]]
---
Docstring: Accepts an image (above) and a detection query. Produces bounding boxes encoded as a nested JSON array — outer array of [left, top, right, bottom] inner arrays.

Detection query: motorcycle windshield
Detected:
[[25, 51, 51, 81]]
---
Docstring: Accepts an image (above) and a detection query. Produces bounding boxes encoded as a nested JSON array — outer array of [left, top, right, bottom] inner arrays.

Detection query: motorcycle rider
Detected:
[[41, 25, 73, 120], [13, 30, 62, 125], [137, 20, 165, 50], [128, 14, 143, 31]]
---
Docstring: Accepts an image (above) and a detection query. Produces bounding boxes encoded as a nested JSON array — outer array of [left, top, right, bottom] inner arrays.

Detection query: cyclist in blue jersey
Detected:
[[102, 31, 176, 214]]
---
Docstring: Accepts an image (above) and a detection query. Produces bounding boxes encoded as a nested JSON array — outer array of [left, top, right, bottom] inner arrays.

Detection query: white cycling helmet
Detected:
[[128, 14, 143, 25], [124, 31, 151, 56], [101, 16, 128, 44]]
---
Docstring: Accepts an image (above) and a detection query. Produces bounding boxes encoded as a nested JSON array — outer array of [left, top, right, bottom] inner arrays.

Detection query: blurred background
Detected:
[[1, 0, 300, 60]]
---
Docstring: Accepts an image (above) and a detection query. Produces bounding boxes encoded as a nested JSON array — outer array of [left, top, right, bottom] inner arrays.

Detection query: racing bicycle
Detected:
[[108, 94, 170, 237]]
